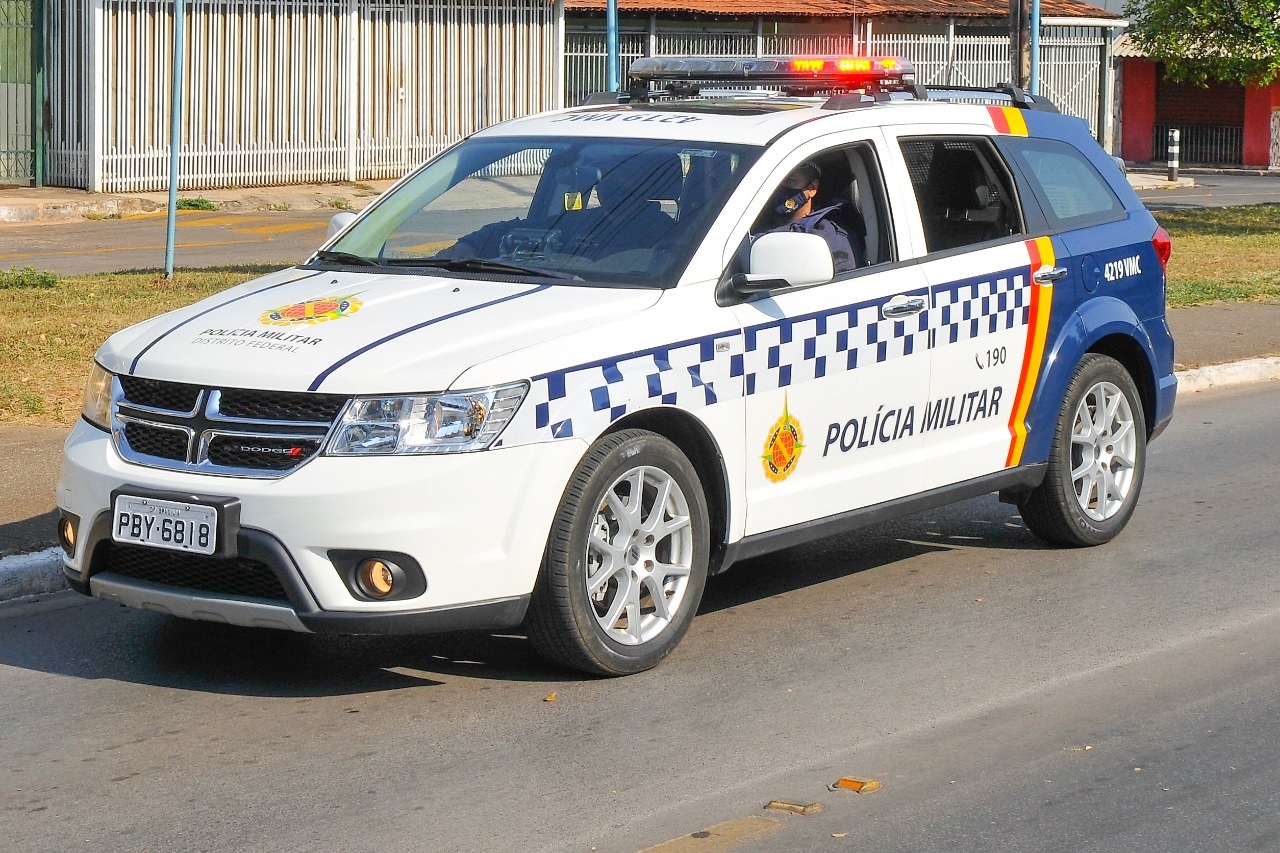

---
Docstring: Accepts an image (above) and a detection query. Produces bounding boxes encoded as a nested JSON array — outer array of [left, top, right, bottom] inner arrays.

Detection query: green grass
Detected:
[[0, 266, 59, 290], [1156, 203, 1280, 307], [176, 196, 218, 211]]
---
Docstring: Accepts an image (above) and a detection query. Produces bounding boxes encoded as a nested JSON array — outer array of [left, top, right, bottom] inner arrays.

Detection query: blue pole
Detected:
[[1029, 0, 1041, 95], [164, 0, 185, 279], [606, 0, 619, 93]]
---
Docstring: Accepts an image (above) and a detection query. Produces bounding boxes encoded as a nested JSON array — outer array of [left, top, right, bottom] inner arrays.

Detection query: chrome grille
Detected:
[[122, 420, 190, 461], [218, 388, 347, 422], [118, 375, 201, 413], [112, 376, 347, 478], [207, 434, 324, 471]]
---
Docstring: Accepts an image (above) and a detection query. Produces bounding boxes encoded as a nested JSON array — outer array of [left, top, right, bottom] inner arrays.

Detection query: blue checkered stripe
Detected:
[[504, 270, 1028, 445], [518, 334, 740, 441], [738, 295, 929, 397], [928, 272, 1030, 348]]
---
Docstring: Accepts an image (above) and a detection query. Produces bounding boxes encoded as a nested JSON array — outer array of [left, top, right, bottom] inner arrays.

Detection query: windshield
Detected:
[[323, 136, 759, 287]]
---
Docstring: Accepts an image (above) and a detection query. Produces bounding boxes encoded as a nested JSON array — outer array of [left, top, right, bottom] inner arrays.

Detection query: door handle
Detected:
[[1033, 266, 1069, 285], [882, 296, 927, 318]]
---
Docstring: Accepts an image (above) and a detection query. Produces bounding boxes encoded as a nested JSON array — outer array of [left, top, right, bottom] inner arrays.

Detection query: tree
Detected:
[[1124, 0, 1280, 85]]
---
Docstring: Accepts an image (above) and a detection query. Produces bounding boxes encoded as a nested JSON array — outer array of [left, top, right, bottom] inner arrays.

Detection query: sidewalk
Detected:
[[0, 180, 398, 223]]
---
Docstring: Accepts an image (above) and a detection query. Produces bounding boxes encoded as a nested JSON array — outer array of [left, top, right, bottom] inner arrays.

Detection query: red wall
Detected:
[[1123, 60, 1279, 167], [1122, 59, 1157, 162], [1242, 85, 1273, 167]]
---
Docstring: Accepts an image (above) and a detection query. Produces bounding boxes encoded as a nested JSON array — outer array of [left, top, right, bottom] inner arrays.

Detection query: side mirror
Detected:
[[732, 231, 834, 295], [327, 211, 358, 240]]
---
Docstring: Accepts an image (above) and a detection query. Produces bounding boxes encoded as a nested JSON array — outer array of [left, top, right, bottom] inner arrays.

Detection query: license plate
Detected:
[[112, 495, 218, 556]]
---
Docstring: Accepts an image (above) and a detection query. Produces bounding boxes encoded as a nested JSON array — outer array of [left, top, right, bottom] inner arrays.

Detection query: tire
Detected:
[[1019, 354, 1147, 547], [525, 429, 710, 676]]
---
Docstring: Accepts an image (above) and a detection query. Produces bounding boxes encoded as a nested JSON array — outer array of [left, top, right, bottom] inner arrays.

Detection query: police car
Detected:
[[58, 56, 1177, 675]]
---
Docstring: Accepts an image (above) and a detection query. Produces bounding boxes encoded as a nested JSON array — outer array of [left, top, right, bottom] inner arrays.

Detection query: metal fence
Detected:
[[1153, 122, 1243, 166], [566, 25, 1109, 137], [47, 0, 560, 192], [1273, 110, 1280, 168], [34, 6, 1123, 192], [0, 0, 32, 184]]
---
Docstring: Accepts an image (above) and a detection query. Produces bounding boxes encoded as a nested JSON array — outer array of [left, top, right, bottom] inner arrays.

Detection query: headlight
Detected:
[[82, 362, 114, 431], [325, 382, 528, 456]]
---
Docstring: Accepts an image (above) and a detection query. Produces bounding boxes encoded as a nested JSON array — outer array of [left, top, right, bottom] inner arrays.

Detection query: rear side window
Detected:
[[1002, 137, 1124, 228], [899, 137, 1024, 253]]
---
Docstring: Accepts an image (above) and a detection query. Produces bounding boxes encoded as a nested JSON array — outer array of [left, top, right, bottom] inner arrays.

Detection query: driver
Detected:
[[754, 161, 865, 273]]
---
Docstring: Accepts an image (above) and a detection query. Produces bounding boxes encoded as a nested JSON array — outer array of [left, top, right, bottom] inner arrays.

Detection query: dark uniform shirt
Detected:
[[770, 203, 866, 274]]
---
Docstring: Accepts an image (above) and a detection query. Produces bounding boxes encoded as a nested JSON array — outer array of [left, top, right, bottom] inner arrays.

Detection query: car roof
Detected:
[[474, 98, 1061, 146]]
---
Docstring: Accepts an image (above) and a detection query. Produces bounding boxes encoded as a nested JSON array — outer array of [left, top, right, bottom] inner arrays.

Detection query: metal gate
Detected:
[[0, 0, 33, 184], [567, 24, 1109, 138], [45, 0, 561, 193]]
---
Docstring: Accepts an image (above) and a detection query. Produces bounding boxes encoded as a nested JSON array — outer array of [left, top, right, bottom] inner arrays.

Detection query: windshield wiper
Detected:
[[311, 249, 381, 267], [389, 257, 575, 280]]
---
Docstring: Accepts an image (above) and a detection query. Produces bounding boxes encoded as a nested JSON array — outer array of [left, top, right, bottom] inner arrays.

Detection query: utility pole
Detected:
[[32, 0, 46, 186], [1009, 0, 1031, 89], [606, 0, 619, 93], [164, 0, 186, 279]]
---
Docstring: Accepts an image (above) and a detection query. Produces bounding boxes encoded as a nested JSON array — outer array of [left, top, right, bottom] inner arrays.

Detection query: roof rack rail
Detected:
[[919, 83, 1060, 112]]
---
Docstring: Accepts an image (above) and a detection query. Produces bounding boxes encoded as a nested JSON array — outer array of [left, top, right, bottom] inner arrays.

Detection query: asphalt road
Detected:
[[3, 381, 1278, 853], [0, 209, 335, 276], [1138, 172, 1280, 210]]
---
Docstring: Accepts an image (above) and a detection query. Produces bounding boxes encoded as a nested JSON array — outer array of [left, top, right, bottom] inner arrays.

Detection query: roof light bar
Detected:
[[628, 55, 916, 90]]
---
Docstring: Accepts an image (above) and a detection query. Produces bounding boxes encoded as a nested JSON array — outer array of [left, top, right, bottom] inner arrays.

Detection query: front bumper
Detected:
[[58, 419, 585, 633]]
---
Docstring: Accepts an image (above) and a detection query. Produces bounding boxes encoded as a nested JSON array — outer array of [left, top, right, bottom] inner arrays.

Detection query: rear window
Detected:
[[1003, 137, 1124, 228]]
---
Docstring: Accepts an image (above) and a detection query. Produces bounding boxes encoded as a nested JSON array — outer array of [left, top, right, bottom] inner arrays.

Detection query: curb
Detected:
[[0, 196, 161, 223], [3, 357, 1278, 607], [0, 547, 65, 602], [1175, 356, 1280, 394]]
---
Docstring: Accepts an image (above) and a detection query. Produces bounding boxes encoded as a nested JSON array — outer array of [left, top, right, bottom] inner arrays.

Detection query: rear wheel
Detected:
[[1020, 354, 1147, 547], [525, 429, 709, 676]]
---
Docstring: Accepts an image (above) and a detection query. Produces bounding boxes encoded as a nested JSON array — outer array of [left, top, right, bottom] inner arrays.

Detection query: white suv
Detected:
[[58, 57, 1177, 675]]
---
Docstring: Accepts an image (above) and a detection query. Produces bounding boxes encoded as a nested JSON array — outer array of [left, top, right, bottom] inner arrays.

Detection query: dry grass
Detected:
[[1156, 204, 1280, 306], [0, 266, 276, 426], [2, 205, 1278, 427]]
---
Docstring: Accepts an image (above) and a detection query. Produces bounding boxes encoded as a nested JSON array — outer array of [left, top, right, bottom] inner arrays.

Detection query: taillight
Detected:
[[1152, 225, 1172, 273]]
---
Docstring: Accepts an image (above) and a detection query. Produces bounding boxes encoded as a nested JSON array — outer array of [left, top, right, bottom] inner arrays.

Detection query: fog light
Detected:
[[58, 516, 77, 557], [356, 559, 396, 598]]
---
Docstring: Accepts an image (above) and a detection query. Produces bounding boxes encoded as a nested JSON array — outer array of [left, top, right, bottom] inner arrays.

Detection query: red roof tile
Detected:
[[564, 0, 1119, 19]]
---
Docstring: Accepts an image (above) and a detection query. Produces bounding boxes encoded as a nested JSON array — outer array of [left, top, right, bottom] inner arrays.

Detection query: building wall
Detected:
[[1243, 85, 1274, 168], [1120, 58, 1156, 162], [1120, 57, 1279, 167]]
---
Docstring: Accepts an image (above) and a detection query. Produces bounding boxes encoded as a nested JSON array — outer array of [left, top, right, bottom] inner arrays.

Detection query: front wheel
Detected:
[[1019, 354, 1147, 547], [525, 429, 710, 676]]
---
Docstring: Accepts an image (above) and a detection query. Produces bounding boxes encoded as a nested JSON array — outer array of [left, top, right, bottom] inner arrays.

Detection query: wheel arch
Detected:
[[604, 407, 734, 576], [1027, 298, 1160, 463], [1086, 332, 1157, 437]]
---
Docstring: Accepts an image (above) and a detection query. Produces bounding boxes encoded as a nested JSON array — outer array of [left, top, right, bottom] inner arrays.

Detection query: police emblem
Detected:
[[259, 294, 362, 326], [761, 398, 804, 483]]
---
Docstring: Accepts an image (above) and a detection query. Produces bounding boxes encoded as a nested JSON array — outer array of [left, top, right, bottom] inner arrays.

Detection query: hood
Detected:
[[98, 268, 663, 393]]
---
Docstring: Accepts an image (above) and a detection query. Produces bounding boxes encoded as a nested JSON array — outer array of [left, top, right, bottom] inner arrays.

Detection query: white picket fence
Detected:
[[47, 0, 561, 192], [41, 4, 1118, 192], [566, 25, 1110, 139]]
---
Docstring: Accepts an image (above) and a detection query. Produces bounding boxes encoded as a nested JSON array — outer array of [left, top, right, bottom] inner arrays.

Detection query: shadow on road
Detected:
[[702, 493, 1045, 613], [0, 494, 1045, 695]]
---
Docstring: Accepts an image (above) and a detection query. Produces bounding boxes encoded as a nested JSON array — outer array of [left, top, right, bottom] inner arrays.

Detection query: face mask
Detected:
[[770, 186, 809, 217]]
